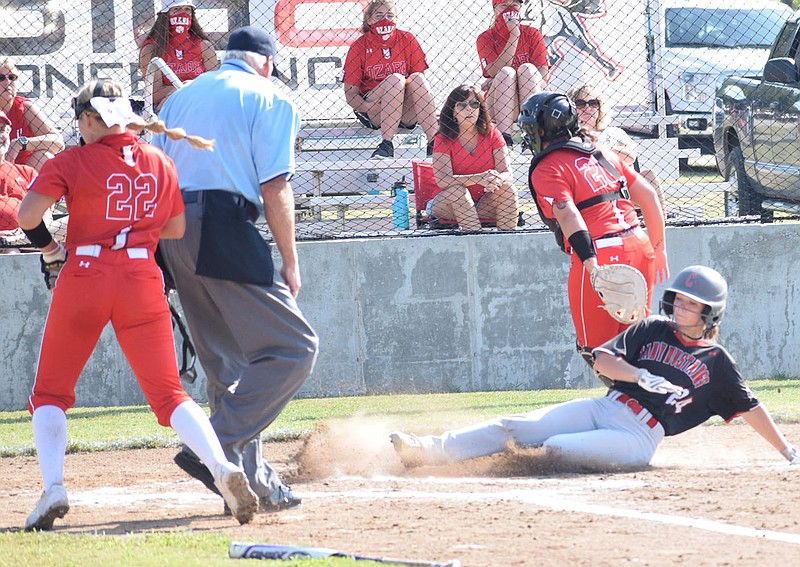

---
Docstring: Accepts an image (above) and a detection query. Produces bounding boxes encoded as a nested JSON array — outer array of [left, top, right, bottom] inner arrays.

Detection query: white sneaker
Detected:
[[25, 484, 69, 531], [213, 464, 258, 525], [389, 432, 430, 468]]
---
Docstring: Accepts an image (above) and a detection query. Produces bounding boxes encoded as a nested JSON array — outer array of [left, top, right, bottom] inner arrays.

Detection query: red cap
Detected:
[[0, 110, 10, 128]]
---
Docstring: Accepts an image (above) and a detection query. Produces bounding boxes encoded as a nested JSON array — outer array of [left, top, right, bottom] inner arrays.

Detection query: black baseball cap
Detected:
[[227, 26, 280, 76]]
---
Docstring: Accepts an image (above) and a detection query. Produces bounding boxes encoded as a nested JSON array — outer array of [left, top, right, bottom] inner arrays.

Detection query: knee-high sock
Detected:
[[32, 405, 67, 491], [169, 400, 231, 477]]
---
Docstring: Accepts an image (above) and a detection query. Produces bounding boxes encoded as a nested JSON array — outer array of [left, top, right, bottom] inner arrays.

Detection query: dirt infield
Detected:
[[2, 420, 799, 566]]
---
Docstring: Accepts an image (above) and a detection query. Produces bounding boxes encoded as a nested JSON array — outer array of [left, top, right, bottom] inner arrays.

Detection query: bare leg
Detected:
[[487, 66, 518, 135], [516, 63, 543, 111], [478, 182, 518, 230], [402, 72, 438, 142], [371, 73, 406, 142], [430, 186, 481, 231]]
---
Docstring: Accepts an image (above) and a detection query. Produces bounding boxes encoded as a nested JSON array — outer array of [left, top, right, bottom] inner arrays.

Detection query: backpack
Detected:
[[527, 138, 630, 253]]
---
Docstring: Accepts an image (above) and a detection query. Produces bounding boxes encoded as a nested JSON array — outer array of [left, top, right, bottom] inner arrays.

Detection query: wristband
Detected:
[[21, 220, 54, 249], [568, 230, 597, 263]]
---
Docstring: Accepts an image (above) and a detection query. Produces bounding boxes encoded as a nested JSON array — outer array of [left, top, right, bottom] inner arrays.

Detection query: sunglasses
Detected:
[[0, 74, 19, 82], [574, 99, 600, 109], [455, 100, 481, 111]]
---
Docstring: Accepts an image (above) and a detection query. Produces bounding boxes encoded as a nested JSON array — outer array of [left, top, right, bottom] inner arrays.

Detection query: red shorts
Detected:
[[28, 246, 190, 426], [568, 227, 655, 349]]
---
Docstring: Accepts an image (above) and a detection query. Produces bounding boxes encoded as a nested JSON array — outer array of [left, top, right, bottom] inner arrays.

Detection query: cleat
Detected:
[[214, 464, 258, 525], [25, 484, 69, 532], [389, 431, 429, 468]]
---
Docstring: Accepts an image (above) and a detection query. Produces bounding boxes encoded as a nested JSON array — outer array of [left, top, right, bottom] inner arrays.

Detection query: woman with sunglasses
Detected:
[[567, 83, 665, 218], [138, 1, 219, 112], [0, 59, 65, 171], [429, 84, 518, 231], [342, 0, 438, 159], [477, 0, 549, 149]]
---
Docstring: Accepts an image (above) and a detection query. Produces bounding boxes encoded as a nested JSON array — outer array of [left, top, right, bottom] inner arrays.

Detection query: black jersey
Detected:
[[594, 316, 759, 436]]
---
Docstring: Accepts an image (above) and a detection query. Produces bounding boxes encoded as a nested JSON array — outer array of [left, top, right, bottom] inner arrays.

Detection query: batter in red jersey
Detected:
[[16, 79, 258, 531], [518, 92, 668, 380], [342, 0, 437, 158], [477, 0, 549, 148]]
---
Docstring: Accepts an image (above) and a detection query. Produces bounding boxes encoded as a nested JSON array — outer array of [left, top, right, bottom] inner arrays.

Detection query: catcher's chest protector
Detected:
[[527, 139, 629, 253]]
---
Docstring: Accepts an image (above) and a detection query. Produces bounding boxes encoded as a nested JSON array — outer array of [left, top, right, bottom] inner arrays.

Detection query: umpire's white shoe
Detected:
[[213, 463, 258, 525], [389, 432, 430, 468], [25, 484, 70, 531]]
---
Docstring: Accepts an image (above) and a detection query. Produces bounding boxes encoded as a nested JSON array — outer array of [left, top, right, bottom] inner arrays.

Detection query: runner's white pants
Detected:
[[414, 397, 664, 468]]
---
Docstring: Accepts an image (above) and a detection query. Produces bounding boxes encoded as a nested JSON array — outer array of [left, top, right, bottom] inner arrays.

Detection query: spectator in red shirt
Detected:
[[138, 0, 219, 111], [0, 59, 65, 171], [0, 109, 36, 245], [477, 0, 549, 148], [429, 85, 518, 231], [342, 0, 438, 159]]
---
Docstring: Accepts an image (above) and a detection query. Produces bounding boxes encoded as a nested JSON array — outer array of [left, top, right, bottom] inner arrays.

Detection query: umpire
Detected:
[[155, 25, 319, 513]]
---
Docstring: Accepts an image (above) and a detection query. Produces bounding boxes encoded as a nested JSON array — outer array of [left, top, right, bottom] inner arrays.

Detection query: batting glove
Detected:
[[636, 368, 685, 396], [780, 445, 800, 465], [40, 242, 67, 291]]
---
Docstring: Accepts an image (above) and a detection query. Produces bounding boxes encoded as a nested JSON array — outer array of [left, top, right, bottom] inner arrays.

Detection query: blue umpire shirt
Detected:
[[153, 59, 300, 211]]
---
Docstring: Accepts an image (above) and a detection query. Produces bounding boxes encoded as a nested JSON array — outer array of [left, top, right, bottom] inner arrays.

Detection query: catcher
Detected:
[[517, 91, 667, 384]]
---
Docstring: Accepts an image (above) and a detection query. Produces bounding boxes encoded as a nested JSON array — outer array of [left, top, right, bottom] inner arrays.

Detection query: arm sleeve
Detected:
[[341, 39, 365, 88], [28, 156, 68, 201], [708, 354, 761, 420], [253, 98, 300, 184], [476, 30, 499, 78], [489, 126, 505, 150]]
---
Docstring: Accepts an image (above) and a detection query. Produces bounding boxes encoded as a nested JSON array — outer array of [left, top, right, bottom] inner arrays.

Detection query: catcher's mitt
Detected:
[[590, 264, 648, 324]]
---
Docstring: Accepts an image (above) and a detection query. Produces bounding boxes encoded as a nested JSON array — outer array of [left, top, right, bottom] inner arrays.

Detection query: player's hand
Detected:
[[636, 368, 685, 396], [781, 445, 800, 465], [40, 242, 67, 291]]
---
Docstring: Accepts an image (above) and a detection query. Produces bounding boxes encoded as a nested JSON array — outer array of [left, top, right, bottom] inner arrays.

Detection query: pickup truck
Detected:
[[714, 11, 800, 219], [655, 0, 792, 156]]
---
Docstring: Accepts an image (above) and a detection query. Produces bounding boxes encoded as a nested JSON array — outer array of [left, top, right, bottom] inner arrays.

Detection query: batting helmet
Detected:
[[660, 265, 728, 330], [517, 92, 579, 154]]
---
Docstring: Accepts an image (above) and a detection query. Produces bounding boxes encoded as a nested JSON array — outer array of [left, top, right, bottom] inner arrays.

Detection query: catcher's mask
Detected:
[[660, 265, 728, 331], [517, 92, 579, 154]]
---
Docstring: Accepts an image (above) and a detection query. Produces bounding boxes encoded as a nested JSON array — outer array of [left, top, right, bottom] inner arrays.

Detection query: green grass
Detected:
[[3, 381, 799, 456], [2, 381, 799, 565]]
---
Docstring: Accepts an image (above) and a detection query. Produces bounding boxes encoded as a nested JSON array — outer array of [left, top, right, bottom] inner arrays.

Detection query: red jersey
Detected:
[[142, 34, 205, 85], [30, 132, 184, 252], [342, 29, 428, 94], [433, 126, 505, 202], [6, 96, 34, 165], [477, 24, 548, 79], [0, 159, 36, 230], [531, 146, 639, 243]]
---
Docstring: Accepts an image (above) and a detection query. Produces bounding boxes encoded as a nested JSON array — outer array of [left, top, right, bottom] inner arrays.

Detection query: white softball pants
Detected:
[[415, 396, 664, 469]]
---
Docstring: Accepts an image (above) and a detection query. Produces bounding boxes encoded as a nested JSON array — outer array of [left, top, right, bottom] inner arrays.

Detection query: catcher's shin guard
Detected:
[[577, 342, 614, 388]]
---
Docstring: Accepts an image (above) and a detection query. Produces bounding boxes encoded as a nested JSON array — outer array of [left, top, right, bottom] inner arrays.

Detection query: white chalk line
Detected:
[[300, 476, 800, 546]]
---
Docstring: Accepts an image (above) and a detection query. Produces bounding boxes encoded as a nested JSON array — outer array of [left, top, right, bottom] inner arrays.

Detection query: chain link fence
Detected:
[[0, 0, 795, 248]]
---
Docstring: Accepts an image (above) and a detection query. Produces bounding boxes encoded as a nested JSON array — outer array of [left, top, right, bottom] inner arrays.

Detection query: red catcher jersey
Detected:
[[30, 132, 184, 251], [531, 146, 639, 241], [342, 29, 429, 94], [477, 24, 548, 79]]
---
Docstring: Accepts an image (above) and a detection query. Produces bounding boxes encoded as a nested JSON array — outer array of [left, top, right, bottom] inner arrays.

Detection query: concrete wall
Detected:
[[2, 223, 800, 410]]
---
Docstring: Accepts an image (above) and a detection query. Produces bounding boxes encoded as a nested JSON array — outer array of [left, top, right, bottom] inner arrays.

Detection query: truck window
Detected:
[[665, 7, 789, 49], [771, 21, 800, 59]]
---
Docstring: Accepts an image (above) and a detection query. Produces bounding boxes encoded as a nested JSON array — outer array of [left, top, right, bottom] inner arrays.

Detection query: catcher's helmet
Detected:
[[517, 92, 579, 154], [660, 265, 728, 330]]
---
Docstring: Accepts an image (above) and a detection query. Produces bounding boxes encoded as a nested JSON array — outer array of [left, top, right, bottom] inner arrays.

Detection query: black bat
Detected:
[[228, 542, 461, 567]]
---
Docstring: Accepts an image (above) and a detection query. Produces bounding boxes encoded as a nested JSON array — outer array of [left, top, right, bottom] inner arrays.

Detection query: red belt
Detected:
[[609, 391, 658, 429]]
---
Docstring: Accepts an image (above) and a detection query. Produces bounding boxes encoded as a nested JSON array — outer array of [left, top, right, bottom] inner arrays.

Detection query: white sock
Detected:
[[169, 401, 231, 480], [32, 405, 67, 491]]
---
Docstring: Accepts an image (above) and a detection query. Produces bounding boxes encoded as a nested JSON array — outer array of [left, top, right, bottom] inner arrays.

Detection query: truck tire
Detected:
[[728, 146, 762, 217]]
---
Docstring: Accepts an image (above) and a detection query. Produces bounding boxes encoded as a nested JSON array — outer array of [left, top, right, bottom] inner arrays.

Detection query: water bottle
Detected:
[[392, 176, 410, 230]]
